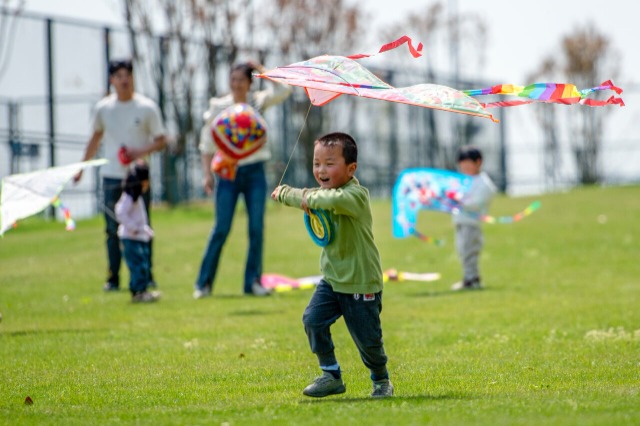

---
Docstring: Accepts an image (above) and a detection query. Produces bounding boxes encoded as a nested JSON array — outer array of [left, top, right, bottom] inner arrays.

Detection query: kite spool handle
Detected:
[[304, 208, 333, 247]]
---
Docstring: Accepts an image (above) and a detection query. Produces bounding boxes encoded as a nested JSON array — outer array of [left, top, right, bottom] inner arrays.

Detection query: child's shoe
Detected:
[[193, 286, 212, 299], [371, 379, 394, 398], [302, 372, 346, 397], [132, 290, 161, 303], [451, 277, 483, 291], [103, 282, 120, 292], [250, 282, 272, 297]]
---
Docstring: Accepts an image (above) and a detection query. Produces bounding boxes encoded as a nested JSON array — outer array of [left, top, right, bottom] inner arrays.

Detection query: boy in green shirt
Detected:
[[271, 132, 393, 398]]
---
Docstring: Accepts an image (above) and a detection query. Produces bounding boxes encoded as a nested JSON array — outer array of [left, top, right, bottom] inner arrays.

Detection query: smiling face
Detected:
[[313, 143, 357, 189]]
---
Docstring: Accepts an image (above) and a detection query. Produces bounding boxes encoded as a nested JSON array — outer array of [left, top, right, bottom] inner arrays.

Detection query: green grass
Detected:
[[1, 185, 639, 425]]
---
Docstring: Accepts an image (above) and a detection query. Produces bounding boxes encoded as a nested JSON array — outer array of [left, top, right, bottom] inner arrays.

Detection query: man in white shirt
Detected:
[[75, 59, 166, 291]]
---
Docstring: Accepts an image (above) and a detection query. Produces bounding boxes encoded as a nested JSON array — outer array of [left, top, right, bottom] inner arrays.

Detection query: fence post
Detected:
[[8, 101, 19, 174], [103, 26, 111, 95], [46, 18, 55, 168]]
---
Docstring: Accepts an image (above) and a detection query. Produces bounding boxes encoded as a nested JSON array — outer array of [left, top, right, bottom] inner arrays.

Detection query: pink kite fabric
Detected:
[[258, 54, 498, 122], [464, 80, 624, 108]]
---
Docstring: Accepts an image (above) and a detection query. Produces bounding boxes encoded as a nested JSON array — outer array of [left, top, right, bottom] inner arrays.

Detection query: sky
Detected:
[[16, 0, 640, 86]]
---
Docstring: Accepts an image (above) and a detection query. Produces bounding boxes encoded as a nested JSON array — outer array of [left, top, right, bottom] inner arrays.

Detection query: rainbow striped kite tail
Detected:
[[412, 230, 445, 246], [51, 196, 76, 231], [527, 200, 542, 213]]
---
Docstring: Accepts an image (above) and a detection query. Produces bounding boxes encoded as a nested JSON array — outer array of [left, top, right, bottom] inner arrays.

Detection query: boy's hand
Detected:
[[271, 186, 281, 201], [301, 194, 311, 215]]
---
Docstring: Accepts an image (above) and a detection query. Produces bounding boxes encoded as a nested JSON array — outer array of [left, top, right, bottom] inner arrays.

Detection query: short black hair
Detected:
[[457, 145, 483, 162], [231, 62, 254, 84], [122, 159, 149, 201], [108, 59, 133, 76], [315, 132, 357, 164]]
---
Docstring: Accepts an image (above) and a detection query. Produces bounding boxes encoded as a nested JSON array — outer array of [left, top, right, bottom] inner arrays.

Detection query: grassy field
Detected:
[[1, 185, 639, 425]]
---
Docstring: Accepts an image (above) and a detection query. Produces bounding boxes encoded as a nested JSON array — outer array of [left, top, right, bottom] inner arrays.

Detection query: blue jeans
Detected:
[[121, 239, 151, 294], [302, 280, 389, 380], [103, 177, 152, 287], [195, 161, 267, 294]]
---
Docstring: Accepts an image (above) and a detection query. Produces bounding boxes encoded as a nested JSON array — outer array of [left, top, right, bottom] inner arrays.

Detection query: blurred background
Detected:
[[0, 0, 637, 218]]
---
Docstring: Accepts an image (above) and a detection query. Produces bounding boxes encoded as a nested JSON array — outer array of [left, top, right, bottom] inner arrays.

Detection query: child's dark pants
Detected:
[[302, 280, 389, 380]]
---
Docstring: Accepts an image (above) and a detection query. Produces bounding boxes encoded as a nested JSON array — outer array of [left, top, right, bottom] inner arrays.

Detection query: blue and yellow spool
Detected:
[[304, 208, 334, 247]]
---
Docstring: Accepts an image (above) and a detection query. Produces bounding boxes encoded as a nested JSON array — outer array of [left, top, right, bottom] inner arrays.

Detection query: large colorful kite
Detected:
[[0, 159, 107, 236], [257, 36, 498, 122], [392, 168, 540, 242], [257, 36, 624, 124]]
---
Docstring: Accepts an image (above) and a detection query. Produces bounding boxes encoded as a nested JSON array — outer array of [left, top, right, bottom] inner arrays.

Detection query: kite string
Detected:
[[277, 102, 312, 187]]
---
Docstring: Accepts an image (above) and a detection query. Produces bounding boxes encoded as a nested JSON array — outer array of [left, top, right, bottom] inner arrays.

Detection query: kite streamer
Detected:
[[478, 200, 541, 224], [411, 230, 445, 246], [51, 197, 76, 231], [464, 80, 624, 108], [347, 35, 423, 60]]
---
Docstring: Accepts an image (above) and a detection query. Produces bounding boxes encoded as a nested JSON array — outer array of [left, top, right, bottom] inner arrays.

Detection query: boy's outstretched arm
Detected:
[[271, 185, 310, 213]]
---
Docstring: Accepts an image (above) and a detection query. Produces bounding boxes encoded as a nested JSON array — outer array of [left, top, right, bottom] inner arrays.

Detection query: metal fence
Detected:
[[1, 10, 638, 220]]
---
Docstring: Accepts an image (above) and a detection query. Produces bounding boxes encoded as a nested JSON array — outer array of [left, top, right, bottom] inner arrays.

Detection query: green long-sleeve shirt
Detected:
[[277, 177, 383, 294]]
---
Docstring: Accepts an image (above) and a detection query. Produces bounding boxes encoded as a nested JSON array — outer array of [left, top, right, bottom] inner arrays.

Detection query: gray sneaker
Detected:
[[193, 286, 212, 299], [451, 277, 483, 291], [250, 282, 272, 297], [303, 372, 346, 397], [131, 290, 161, 303], [371, 379, 394, 398]]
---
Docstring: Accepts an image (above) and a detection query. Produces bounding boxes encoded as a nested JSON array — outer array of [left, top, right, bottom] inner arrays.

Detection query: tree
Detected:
[[382, 1, 487, 170], [123, 0, 258, 204], [190, 0, 255, 98], [529, 23, 620, 185], [260, 0, 364, 184], [527, 58, 561, 189]]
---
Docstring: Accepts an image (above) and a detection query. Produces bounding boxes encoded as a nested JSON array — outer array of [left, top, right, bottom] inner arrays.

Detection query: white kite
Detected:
[[0, 159, 108, 236]]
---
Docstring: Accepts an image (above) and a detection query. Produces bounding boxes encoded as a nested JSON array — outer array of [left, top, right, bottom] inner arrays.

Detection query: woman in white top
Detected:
[[194, 62, 291, 298]]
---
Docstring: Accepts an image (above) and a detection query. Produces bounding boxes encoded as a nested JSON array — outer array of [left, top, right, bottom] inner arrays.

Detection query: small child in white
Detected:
[[115, 160, 160, 303], [450, 146, 496, 291]]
